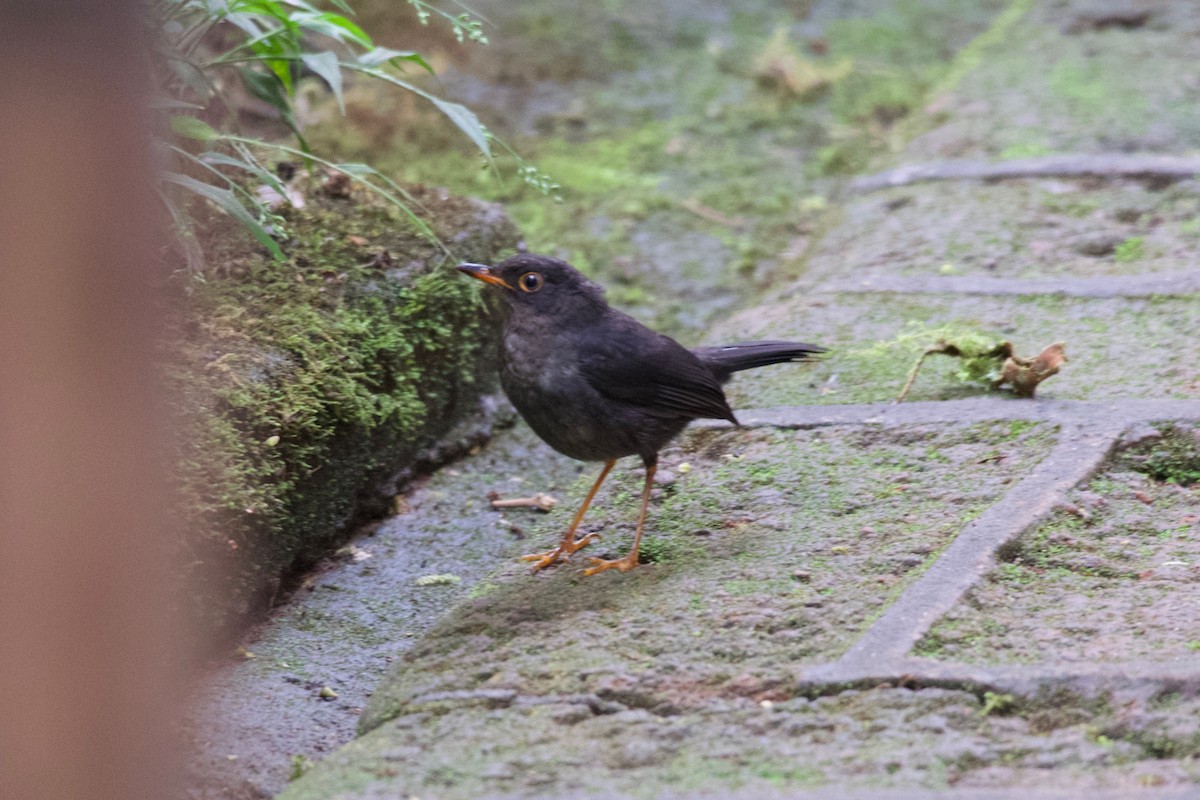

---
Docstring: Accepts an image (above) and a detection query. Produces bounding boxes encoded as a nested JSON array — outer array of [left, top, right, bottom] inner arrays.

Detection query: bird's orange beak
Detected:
[[457, 263, 513, 290]]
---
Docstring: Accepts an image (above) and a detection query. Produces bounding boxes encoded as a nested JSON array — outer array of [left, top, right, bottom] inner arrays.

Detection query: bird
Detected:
[[457, 253, 824, 576]]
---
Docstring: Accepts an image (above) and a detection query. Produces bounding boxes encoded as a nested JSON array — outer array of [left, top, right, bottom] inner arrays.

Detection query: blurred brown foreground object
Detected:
[[0, 4, 186, 800]]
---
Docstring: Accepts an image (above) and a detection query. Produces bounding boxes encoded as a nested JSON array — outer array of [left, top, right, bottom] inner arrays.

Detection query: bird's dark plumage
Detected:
[[458, 253, 823, 575]]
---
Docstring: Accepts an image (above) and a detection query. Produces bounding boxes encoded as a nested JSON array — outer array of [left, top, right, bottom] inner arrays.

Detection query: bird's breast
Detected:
[[499, 326, 660, 461]]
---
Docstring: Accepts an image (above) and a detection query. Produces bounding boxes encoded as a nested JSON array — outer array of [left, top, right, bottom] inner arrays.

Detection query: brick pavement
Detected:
[[282, 1, 1200, 795]]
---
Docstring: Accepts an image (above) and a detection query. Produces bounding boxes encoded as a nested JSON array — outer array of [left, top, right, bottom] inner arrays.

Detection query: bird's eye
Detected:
[[518, 271, 544, 293]]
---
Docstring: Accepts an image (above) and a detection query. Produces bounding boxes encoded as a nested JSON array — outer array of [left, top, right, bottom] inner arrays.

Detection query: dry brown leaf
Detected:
[[996, 342, 1067, 398]]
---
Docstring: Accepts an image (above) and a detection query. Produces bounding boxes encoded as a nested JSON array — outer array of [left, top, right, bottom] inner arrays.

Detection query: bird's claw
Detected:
[[520, 532, 601, 572], [581, 554, 639, 576]]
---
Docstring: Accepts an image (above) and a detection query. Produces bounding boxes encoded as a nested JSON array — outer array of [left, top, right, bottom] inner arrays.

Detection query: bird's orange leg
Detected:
[[583, 460, 656, 576], [521, 459, 615, 571]]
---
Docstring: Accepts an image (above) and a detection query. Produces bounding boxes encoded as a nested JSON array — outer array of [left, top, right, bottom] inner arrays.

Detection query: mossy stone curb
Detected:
[[168, 187, 519, 641]]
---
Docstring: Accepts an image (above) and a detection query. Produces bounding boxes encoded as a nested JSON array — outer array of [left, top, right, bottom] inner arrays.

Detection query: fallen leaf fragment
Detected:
[[335, 544, 373, 562], [995, 342, 1068, 398], [416, 574, 462, 586], [893, 335, 1068, 402], [490, 492, 558, 512], [752, 26, 853, 100], [1057, 502, 1091, 521], [322, 172, 352, 198]]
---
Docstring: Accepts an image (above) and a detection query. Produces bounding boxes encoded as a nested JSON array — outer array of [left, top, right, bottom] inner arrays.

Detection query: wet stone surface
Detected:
[[807, 179, 1200, 282], [906, 3, 1200, 160], [280, 684, 1200, 799], [182, 421, 584, 800], [717, 291, 1200, 408], [189, 0, 1200, 796], [354, 421, 1057, 733], [917, 422, 1200, 664]]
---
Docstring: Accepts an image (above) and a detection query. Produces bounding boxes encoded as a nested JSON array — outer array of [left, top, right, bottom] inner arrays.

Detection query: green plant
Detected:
[[1139, 425, 1200, 486], [980, 691, 1016, 716], [859, 322, 1067, 402], [153, 0, 555, 269], [288, 754, 314, 781], [1113, 236, 1146, 262], [857, 322, 1006, 402]]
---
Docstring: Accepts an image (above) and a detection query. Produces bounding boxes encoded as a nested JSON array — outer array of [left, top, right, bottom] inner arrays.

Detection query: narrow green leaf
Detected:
[[195, 152, 251, 171], [158, 188, 206, 271], [224, 12, 265, 39], [427, 97, 491, 161], [170, 115, 220, 141], [301, 51, 344, 114], [230, 14, 300, 57], [326, 0, 354, 14], [292, 126, 312, 159], [337, 162, 422, 205], [277, 0, 319, 11], [358, 47, 432, 73], [162, 172, 285, 260], [349, 66, 492, 161], [200, 151, 288, 194], [238, 66, 290, 113], [266, 57, 295, 94], [244, 18, 301, 94], [335, 162, 375, 176], [169, 57, 214, 99], [150, 95, 206, 111], [291, 12, 371, 47], [237, 0, 290, 21]]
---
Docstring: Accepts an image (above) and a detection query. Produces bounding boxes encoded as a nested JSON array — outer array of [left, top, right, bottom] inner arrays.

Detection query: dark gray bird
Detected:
[[458, 253, 823, 575]]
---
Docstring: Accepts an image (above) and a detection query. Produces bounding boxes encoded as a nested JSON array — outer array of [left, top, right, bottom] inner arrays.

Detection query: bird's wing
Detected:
[[575, 318, 737, 423]]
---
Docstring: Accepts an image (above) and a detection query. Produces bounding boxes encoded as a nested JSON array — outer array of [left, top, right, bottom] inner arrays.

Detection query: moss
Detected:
[[166, 185, 518, 638], [1117, 423, 1200, 486], [1113, 236, 1147, 263]]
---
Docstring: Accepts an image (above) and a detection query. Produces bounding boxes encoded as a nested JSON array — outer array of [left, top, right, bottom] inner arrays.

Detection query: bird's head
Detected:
[[457, 254, 608, 320]]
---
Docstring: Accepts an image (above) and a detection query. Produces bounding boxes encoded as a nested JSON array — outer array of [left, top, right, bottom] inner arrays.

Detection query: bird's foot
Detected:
[[520, 532, 600, 572], [582, 553, 640, 576]]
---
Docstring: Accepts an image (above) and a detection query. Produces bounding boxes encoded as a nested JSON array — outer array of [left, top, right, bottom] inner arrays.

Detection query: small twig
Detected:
[[680, 197, 748, 228], [490, 493, 558, 512], [897, 345, 940, 402]]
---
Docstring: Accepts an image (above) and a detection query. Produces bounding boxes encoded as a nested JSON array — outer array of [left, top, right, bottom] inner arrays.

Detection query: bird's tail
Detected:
[[693, 340, 826, 383]]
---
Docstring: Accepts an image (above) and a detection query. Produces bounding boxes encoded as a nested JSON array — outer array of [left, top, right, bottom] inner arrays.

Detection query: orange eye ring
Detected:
[[518, 271, 544, 292]]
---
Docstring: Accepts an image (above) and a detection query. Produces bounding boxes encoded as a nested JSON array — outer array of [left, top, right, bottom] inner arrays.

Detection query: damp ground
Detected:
[[185, 1, 1200, 797]]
